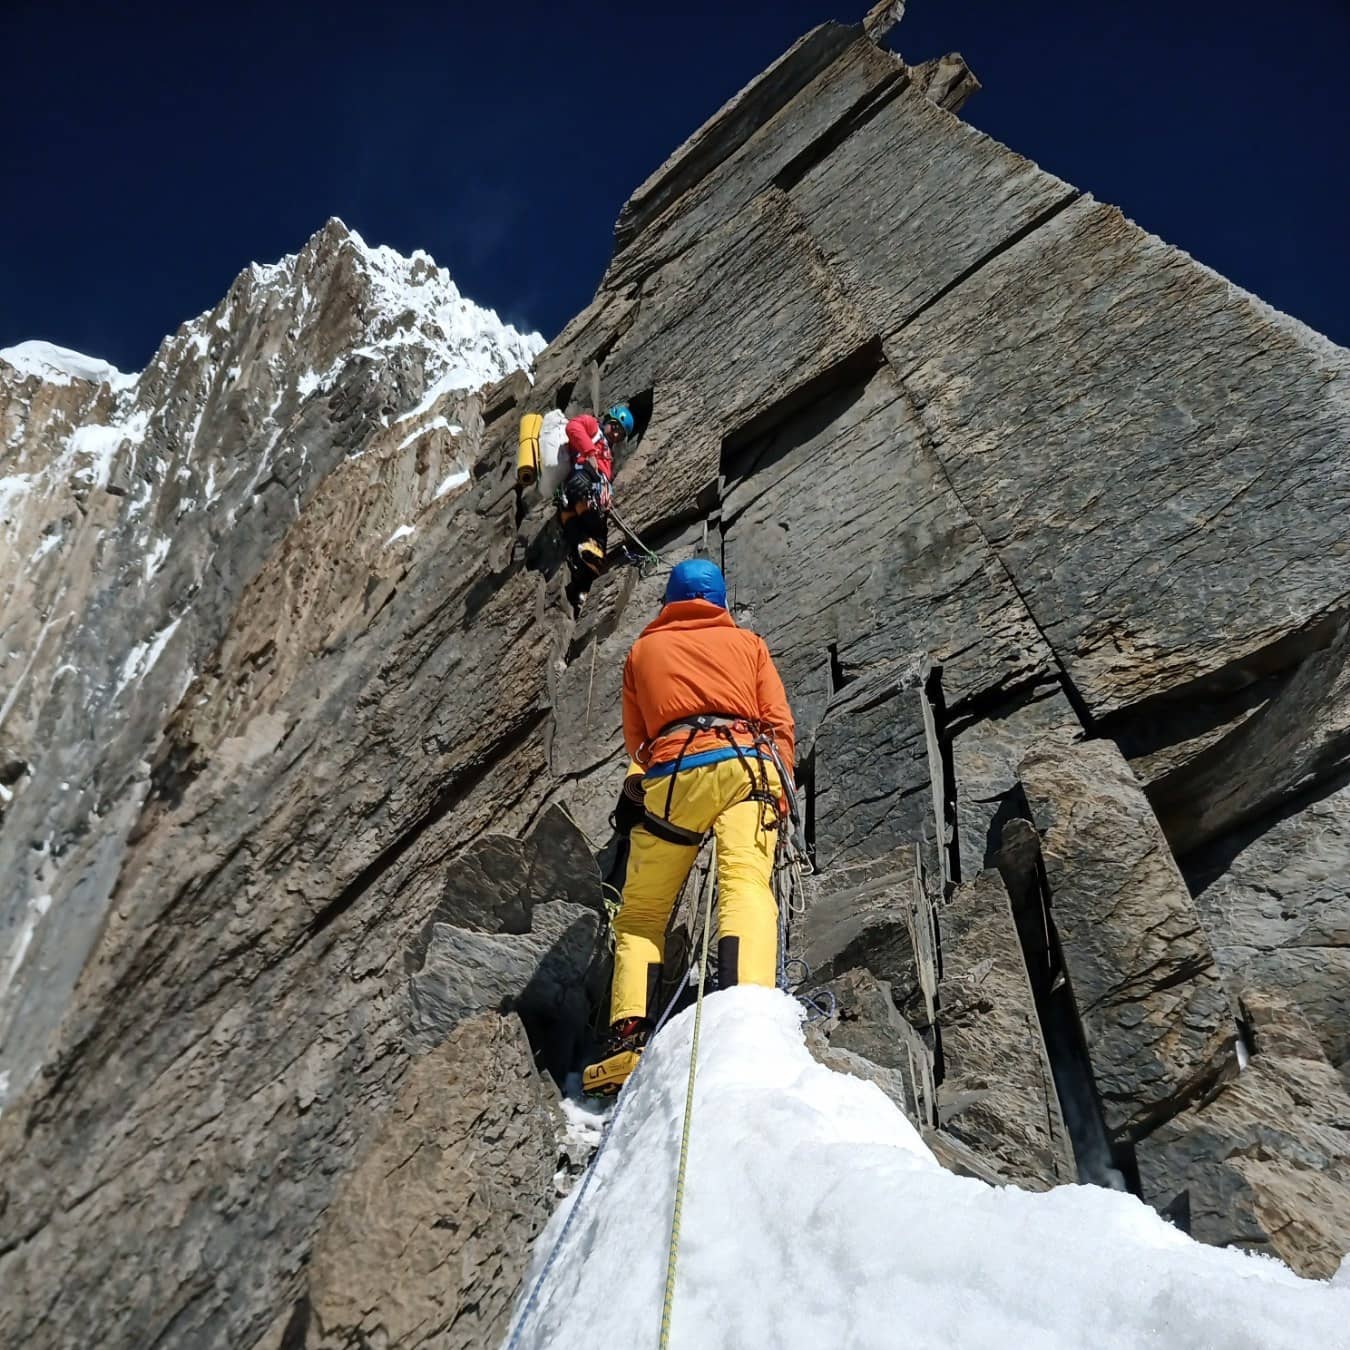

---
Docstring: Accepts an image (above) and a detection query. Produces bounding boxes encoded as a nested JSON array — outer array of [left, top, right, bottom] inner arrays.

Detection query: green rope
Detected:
[[658, 840, 717, 1350], [608, 502, 662, 575]]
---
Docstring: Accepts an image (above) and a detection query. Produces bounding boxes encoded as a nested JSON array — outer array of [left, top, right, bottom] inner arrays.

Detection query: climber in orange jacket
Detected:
[[555, 403, 634, 611], [582, 558, 795, 1095]]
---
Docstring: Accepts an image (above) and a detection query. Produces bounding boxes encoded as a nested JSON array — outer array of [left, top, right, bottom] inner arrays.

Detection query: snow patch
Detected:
[[1, 893, 53, 1002], [116, 618, 181, 693], [144, 536, 172, 580], [0, 340, 137, 391], [0, 475, 34, 535], [397, 415, 462, 450], [29, 531, 62, 564], [558, 1087, 609, 1160], [384, 524, 415, 547], [68, 424, 126, 488], [433, 468, 469, 499], [67, 408, 150, 489], [509, 987, 1350, 1350]]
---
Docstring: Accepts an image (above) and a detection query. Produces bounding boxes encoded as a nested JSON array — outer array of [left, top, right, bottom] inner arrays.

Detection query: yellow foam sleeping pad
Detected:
[[517, 412, 543, 487]]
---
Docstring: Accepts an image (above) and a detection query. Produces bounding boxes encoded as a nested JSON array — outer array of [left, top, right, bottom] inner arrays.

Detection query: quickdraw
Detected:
[[607, 501, 662, 576]]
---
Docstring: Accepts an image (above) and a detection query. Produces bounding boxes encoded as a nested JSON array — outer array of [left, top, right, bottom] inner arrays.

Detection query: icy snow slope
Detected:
[[510, 988, 1348, 1350]]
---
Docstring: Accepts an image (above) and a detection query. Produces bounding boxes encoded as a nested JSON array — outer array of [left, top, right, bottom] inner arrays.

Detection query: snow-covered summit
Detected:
[[0, 340, 136, 392], [340, 222, 545, 388], [202, 217, 544, 403], [510, 989, 1348, 1349], [3, 222, 544, 410]]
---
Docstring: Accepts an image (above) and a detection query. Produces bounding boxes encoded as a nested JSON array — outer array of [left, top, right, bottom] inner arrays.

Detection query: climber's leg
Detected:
[[583, 763, 723, 1096], [711, 760, 781, 989], [607, 823, 698, 1024]]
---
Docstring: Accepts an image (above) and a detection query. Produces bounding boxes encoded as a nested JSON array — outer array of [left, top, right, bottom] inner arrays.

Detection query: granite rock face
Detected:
[[3, 9, 1349, 1344], [1020, 734, 1239, 1144], [295, 1013, 562, 1350], [1135, 991, 1350, 1279]]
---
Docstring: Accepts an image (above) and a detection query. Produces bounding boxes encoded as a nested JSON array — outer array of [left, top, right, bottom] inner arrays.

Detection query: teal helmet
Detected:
[[604, 403, 635, 438]]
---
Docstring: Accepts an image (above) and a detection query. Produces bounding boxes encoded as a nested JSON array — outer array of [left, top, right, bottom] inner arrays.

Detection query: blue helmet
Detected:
[[664, 558, 727, 608], [604, 403, 635, 438]]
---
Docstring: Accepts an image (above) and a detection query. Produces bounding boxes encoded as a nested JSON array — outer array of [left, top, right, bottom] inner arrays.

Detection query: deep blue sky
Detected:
[[2, 1, 1346, 372]]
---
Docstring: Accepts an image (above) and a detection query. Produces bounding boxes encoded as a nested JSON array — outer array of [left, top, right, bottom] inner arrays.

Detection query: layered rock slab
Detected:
[[1187, 776, 1350, 1082], [1150, 617, 1350, 856], [889, 196, 1350, 723], [785, 67, 1076, 337], [799, 846, 929, 1023], [720, 362, 1051, 744], [294, 1013, 561, 1350], [950, 680, 1081, 878], [1136, 991, 1350, 1279], [609, 33, 907, 284], [813, 656, 946, 881], [936, 868, 1076, 1187], [407, 805, 607, 1077], [1019, 734, 1238, 1142]]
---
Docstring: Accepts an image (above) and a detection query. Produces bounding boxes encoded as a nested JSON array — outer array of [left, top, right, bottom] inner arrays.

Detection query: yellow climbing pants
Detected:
[[610, 756, 782, 1023]]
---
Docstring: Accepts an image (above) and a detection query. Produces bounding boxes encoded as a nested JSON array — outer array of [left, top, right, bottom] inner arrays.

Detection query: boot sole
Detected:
[[581, 1049, 642, 1097]]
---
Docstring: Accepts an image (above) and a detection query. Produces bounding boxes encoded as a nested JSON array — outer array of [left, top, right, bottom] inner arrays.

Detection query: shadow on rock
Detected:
[[404, 802, 611, 1081]]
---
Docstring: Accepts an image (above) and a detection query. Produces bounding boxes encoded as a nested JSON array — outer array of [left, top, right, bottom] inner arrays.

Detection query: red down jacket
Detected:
[[564, 414, 615, 481]]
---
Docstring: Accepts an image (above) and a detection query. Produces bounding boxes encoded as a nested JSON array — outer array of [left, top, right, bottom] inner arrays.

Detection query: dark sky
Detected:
[[2, 1, 1346, 372]]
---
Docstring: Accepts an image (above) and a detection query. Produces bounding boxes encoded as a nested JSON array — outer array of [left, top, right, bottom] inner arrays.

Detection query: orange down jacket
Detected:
[[621, 599, 795, 771]]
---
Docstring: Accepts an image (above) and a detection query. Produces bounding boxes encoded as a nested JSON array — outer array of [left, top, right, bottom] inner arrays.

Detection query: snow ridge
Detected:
[[510, 988, 1348, 1350], [343, 225, 544, 391], [0, 340, 136, 392]]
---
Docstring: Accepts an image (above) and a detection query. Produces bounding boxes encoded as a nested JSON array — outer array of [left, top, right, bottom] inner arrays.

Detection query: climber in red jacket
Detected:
[[556, 403, 635, 611]]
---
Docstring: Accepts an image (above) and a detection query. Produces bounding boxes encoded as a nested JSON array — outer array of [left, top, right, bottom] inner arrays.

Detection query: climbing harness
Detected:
[[639, 714, 788, 845], [503, 850, 717, 1350], [636, 712, 818, 1002]]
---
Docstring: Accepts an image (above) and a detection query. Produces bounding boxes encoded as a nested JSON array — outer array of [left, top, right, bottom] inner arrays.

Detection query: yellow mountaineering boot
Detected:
[[582, 1017, 652, 1097], [577, 536, 606, 574]]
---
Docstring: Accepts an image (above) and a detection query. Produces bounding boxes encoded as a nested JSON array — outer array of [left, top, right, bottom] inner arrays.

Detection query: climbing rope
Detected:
[[504, 847, 716, 1350], [659, 839, 718, 1350], [607, 502, 662, 576]]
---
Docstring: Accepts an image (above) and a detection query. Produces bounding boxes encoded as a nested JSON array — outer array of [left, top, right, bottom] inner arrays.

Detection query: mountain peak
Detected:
[[0, 339, 136, 392]]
